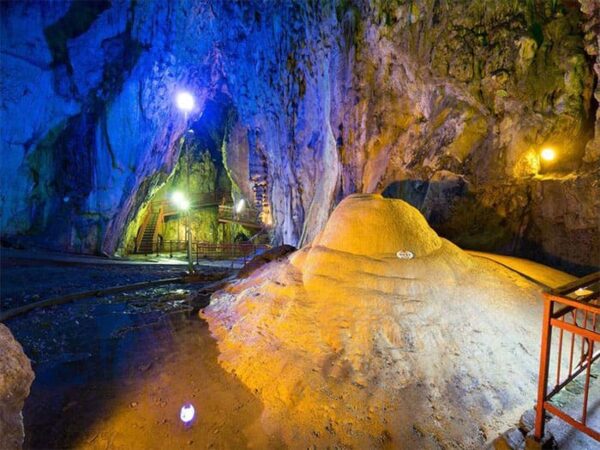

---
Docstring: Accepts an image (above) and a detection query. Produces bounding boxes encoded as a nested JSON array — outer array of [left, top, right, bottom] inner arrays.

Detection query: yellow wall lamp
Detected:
[[537, 146, 559, 174], [540, 147, 557, 162]]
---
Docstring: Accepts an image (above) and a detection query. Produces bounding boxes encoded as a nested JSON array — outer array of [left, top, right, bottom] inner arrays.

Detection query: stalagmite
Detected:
[[203, 195, 547, 448]]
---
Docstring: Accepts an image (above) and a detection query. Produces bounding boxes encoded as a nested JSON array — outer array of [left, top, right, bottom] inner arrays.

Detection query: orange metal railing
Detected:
[[140, 239, 269, 263], [534, 272, 600, 442]]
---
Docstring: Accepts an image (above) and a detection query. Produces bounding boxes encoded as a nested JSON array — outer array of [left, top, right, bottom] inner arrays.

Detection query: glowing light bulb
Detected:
[[180, 198, 190, 210], [172, 191, 184, 203], [176, 91, 195, 112], [180, 403, 195, 423], [171, 191, 190, 210], [235, 199, 245, 213], [540, 147, 556, 162]]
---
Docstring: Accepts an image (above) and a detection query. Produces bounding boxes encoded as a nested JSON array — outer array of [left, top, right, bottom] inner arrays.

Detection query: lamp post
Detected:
[[175, 91, 195, 273], [171, 190, 191, 265]]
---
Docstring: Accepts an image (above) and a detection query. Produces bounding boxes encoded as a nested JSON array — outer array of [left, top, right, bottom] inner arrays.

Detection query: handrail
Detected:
[[534, 272, 600, 443], [248, 227, 269, 243], [160, 240, 188, 257], [217, 204, 262, 226], [552, 272, 600, 297], [140, 240, 270, 262], [152, 190, 231, 216]]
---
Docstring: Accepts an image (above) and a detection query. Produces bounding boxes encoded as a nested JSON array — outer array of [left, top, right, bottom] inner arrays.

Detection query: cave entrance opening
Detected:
[[119, 96, 262, 258]]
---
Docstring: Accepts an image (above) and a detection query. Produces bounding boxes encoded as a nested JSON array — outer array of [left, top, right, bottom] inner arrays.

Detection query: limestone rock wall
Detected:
[[330, 0, 599, 272], [1, 0, 598, 271], [0, 324, 34, 450]]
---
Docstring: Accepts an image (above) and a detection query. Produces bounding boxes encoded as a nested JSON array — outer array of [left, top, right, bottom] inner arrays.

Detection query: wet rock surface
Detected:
[[0, 324, 34, 450], [1, 258, 231, 362], [2, 260, 280, 449]]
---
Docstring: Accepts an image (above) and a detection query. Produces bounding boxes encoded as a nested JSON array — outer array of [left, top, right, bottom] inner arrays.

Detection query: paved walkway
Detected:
[[0, 248, 245, 269], [467, 250, 577, 289], [3, 247, 583, 281]]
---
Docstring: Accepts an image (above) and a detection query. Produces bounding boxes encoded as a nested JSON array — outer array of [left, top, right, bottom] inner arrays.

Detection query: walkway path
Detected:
[[1, 248, 245, 268], [467, 250, 577, 289], [4, 248, 582, 282]]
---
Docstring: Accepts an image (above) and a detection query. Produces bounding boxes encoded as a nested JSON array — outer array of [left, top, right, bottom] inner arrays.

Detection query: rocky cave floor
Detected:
[[2, 256, 283, 449], [1, 253, 599, 449], [1, 257, 186, 312]]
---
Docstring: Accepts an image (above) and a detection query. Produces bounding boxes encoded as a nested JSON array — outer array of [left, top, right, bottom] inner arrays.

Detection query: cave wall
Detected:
[[1, 0, 598, 271], [1, 0, 208, 254], [330, 0, 599, 273]]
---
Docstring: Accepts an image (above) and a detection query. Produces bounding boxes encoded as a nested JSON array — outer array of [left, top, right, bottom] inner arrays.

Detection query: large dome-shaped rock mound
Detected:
[[312, 194, 442, 257], [0, 324, 34, 450], [202, 194, 543, 448]]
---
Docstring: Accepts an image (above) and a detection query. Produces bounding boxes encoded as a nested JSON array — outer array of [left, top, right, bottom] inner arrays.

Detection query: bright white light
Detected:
[[540, 147, 556, 162], [176, 91, 195, 112], [172, 191, 184, 204], [171, 191, 190, 210], [180, 403, 195, 423], [235, 199, 245, 213]]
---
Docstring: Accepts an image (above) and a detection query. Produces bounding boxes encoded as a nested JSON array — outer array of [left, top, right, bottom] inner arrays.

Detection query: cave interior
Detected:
[[1, 1, 599, 449]]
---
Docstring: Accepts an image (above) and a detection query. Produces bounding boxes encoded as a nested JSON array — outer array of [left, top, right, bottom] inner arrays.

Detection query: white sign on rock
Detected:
[[396, 250, 414, 259]]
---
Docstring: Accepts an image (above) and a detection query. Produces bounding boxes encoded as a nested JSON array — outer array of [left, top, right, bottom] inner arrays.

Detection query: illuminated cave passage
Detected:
[[120, 95, 261, 257], [1, 1, 599, 450]]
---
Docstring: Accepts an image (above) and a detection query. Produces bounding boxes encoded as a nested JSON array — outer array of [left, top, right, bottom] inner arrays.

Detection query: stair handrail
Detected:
[[248, 227, 269, 243]]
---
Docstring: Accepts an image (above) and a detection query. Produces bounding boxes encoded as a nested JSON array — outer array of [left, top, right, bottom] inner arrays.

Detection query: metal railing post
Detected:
[[534, 296, 553, 441]]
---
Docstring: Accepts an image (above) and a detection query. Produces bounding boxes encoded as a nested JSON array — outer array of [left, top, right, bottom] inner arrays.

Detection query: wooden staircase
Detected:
[[136, 209, 161, 254]]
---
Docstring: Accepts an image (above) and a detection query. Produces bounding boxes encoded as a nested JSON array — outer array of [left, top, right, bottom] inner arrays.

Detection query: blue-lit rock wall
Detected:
[[1, 0, 598, 270]]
